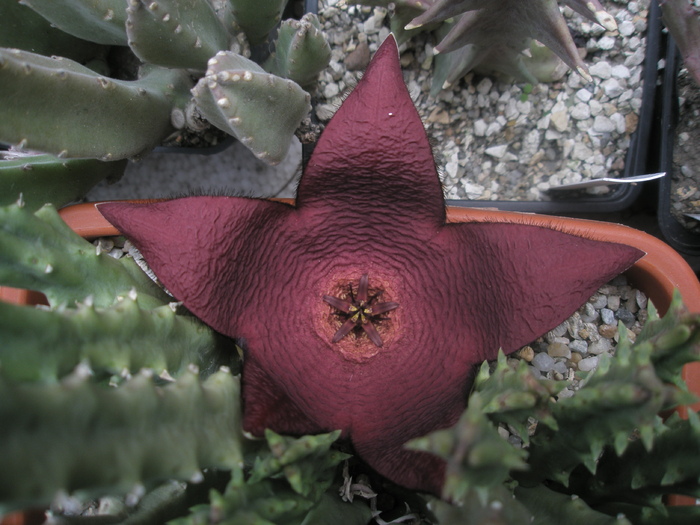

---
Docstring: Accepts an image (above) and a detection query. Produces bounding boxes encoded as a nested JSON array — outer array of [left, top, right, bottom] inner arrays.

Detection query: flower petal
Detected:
[[298, 35, 445, 225], [97, 197, 293, 337]]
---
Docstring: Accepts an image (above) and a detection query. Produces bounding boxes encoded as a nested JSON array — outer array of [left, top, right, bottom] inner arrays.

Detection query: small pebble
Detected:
[[532, 352, 555, 372], [616, 308, 636, 327], [344, 41, 370, 71], [599, 324, 618, 339], [569, 340, 588, 355], [601, 308, 616, 325], [548, 342, 571, 359], [588, 338, 613, 355], [519, 346, 535, 362], [578, 356, 599, 372]]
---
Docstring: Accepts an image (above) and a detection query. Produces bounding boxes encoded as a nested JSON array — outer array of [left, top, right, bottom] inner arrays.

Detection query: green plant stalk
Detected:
[[0, 49, 192, 160], [126, 0, 231, 71], [19, 0, 129, 46], [192, 51, 311, 164], [263, 13, 332, 90], [176, 431, 360, 525], [514, 484, 633, 525], [0, 203, 169, 309], [563, 412, 700, 522], [408, 391, 528, 503], [0, 298, 229, 382], [227, 0, 288, 46], [430, 485, 534, 524], [520, 326, 688, 487], [0, 1, 108, 63], [0, 154, 127, 211], [0, 368, 243, 513], [248, 430, 349, 499]]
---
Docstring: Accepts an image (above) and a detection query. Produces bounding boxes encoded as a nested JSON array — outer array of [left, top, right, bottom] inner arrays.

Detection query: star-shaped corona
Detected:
[[323, 274, 399, 347], [97, 35, 643, 495]]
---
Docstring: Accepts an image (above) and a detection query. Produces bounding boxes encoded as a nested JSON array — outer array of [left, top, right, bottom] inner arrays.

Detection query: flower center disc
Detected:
[[321, 274, 399, 363]]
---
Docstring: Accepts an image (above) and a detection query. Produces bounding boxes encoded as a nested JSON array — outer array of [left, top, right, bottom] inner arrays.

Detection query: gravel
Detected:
[[514, 273, 647, 390], [315, 0, 649, 201], [671, 68, 700, 231]]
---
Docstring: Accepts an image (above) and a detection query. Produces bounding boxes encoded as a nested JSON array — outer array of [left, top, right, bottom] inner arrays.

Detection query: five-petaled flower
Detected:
[[97, 35, 643, 496]]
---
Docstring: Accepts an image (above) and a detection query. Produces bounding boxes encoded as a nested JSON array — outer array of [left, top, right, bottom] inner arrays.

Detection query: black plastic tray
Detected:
[[656, 19, 700, 256], [444, 0, 663, 214]]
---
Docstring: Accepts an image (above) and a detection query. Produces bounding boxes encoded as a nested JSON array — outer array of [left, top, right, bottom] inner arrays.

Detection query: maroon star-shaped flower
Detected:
[[97, 36, 642, 495]]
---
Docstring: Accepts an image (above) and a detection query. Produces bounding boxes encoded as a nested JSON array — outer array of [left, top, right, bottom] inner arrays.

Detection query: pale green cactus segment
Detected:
[[193, 51, 311, 165], [0, 298, 226, 382], [249, 430, 348, 498], [0, 1, 108, 64], [19, 0, 129, 46], [0, 48, 192, 160], [408, 392, 527, 503], [126, 0, 231, 71], [0, 368, 243, 513], [228, 0, 287, 46], [0, 203, 169, 309], [263, 13, 331, 90], [0, 153, 127, 211]]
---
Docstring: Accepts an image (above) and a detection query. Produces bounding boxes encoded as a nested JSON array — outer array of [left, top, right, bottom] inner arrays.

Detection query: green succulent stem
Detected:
[[0, 368, 243, 514], [0, 299, 230, 382], [19, 0, 129, 46], [192, 51, 311, 164], [0, 203, 169, 309], [126, 0, 231, 71], [0, 154, 127, 212], [0, 49, 192, 160]]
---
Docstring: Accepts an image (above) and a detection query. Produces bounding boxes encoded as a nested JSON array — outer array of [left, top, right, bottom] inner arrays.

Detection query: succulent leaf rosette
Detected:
[[356, 0, 619, 90]]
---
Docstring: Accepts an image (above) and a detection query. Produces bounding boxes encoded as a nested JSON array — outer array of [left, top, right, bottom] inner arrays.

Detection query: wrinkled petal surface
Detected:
[[97, 35, 643, 495]]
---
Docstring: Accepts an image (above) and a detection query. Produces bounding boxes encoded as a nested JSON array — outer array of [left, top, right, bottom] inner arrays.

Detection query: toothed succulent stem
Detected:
[[125, 0, 231, 71], [19, 0, 129, 46], [0, 203, 169, 309], [0, 298, 229, 382], [0, 368, 243, 512], [357, 0, 619, 86], [264, 13, 332, 90], [0, 1, 108, 63], [192, 52, 311, 164], [414, 291, 700, 520], [227, 0, 288, 46], [0, 49, 192, 160], [175, 430, 358, 524], [0, 154, 127, 211]]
